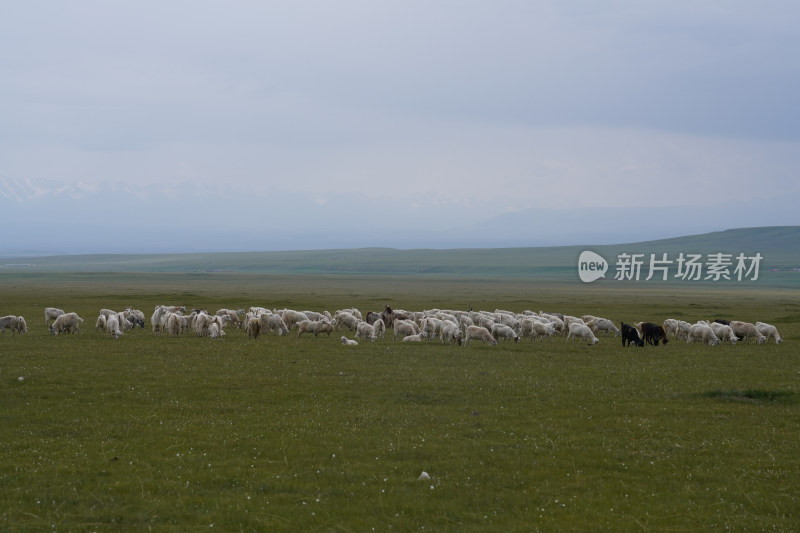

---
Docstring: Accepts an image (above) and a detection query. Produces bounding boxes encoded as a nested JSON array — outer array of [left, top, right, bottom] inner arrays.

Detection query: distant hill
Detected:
[[2, 226, 799, 288]]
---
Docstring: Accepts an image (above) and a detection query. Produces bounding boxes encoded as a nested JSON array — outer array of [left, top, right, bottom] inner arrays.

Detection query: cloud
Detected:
[[1, 1, 799, 253]]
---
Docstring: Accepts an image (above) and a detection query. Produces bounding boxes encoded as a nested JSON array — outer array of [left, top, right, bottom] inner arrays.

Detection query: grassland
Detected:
[[1, 273, 799, 531], [3, 226, 800, 289]]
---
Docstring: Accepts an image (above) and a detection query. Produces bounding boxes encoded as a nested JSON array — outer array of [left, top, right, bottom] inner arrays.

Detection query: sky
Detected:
[[2, 1, 799, 255]]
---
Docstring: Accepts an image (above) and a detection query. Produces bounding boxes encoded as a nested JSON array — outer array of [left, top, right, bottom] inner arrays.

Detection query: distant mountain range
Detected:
[[1, 176, 799, 255]]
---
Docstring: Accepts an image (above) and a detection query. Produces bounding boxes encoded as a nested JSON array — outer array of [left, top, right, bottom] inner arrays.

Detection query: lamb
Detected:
[[95, 314, 107, 332], [50, 312, 84, 335], [729, 321, 766, 344], [44, 307, 65, 327], [567, 322, 599, 345], [463, 325, 497, 347], [297, 319, 334, 338], [356, 321, 378, 342], [402, 333, 427, 342], [341, 336, 358, 346], [491, 323, 520, 343], [687, 323, 720, 346], [755, 322, 782, 344]]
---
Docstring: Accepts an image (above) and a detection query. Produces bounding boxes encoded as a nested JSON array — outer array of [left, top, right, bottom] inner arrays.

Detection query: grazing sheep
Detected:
[[279, 309, 310, 330], [259, 313, 289, 336], [420, 317, 442, 340], [50, 312, 84, 335], [687, 323, 720, 346], [356, 321, 378, 342], [459, 315, 475, 331], [106, 314, 123, 339], [0, 315, 25, 334], [373, 318, 386, 338], [709, 322, 738, 344], [246, 316, 262, 339], [755, 322, 782, 344], [297, 319, 334, 338], [151, 306, 168, 334], [302, 310, 331, 322], [562, 316, 586, 336], [464, 326, 497, 347], [587, 317, 620, 337], [567, 323, 599, 345], [522, 319, 556, 342], [95, 314, 108, 332], [729, 321, 766, 344], [14, 316, 28, 334], [208, 323, 224, 339], [44, 307, 65, 327], [215, 308, 244, 328], [193, 312, 213, 336], [334, 312, 360, 332], [621, 322, 644, 347], [491, 323, 520, 343], [439, 320, 463, 345], [641, 322, 669, 346], [166, 312, 183, 337], [393, 319, 420, 341], [125, 308, 146, 328]]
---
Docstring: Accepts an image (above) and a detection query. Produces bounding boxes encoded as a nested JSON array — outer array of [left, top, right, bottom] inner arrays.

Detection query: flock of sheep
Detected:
[[0, 305, 781, 349]]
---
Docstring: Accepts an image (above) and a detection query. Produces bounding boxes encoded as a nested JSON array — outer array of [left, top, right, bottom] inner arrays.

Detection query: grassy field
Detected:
[[1, 274, 799, 531]]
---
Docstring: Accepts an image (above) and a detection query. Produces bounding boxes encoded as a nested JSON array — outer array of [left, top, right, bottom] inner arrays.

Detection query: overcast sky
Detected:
[[2, 1, 799, 254]]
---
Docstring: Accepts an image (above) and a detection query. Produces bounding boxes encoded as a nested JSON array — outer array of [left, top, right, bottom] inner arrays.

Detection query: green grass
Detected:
[[1, 274, 800, 531]]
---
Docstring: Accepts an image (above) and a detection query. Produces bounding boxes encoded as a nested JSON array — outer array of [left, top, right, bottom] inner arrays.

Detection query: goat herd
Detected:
[[0, 304, 784, 348]]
